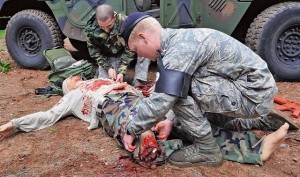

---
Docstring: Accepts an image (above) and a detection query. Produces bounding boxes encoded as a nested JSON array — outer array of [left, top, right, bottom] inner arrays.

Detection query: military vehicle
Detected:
[[0, 0, 299, 81]]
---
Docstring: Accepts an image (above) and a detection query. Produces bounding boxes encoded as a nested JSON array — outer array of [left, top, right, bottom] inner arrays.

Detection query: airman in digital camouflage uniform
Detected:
[[84, 4, 150, 84], [118, 12, 293, 167]]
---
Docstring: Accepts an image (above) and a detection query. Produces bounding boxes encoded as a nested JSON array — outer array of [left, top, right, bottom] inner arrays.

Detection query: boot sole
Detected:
[[271, 108, 299, 130], [168, 158, 223, 167]]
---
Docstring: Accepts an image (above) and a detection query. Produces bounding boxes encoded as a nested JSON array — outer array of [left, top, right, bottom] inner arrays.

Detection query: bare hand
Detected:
[[123, 133, 137, 152], [155, 119, 174, 141], [108, 68, 117, 81], [0, 122, 14, 140], [116, 73, 124, 83]]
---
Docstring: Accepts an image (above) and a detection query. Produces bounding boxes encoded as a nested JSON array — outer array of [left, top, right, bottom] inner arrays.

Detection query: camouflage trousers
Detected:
[[171, 122, 263, 165], [192, 75, 276, 120], [98, 56, 151, 83], [213, 125, 263, 165], [99, 93, 263, 165]]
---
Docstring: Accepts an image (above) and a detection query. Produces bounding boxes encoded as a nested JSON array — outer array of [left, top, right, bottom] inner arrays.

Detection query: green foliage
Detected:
[[0, 60, 11, 73], [0, 30, 5, 39]]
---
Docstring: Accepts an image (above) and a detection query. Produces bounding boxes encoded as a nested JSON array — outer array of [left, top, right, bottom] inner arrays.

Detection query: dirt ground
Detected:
[[0, 38, 299, 177]]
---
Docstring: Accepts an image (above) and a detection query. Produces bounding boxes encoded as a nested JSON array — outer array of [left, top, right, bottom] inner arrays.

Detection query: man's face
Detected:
[[128, 36, 158, 61], [97, 15, 116, 33]]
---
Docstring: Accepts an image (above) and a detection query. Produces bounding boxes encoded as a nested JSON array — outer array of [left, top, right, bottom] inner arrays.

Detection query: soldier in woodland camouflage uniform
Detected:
[[118, 12, 294, 167], [84, 4, 150, 85]]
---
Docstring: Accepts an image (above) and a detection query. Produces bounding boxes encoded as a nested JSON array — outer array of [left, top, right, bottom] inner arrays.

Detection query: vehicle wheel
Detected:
[[245, 2, 300, 81], [69, 38, 96, 65], [5, 10, 63, 70]]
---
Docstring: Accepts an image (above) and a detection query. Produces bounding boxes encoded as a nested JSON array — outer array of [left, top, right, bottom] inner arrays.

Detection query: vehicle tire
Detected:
[[5, 10, 63, 70], [245, 2, 300, 81], [69, 38, 96, 65]]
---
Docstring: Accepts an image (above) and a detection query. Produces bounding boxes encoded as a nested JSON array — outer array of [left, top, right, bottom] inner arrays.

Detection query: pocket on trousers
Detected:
[[195, 94, 239, 114]]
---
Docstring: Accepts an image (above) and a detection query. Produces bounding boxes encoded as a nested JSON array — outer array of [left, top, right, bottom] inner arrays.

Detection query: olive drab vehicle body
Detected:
[[0, 0, 300, 81]]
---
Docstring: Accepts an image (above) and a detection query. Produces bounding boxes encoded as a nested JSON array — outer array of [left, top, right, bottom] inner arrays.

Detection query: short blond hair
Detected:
[[129, 17, 161, 42]]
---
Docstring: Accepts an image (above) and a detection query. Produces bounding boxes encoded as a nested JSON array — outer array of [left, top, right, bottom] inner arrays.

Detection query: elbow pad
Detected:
[[155, 59, 191, 99]]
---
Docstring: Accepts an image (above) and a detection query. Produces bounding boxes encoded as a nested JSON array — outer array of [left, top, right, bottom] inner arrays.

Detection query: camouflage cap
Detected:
[[119, 12, 151, 45]]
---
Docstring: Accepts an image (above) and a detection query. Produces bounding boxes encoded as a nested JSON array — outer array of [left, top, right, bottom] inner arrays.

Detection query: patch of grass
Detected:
[[0, 60, 11, 73], [0, 30, 5, 39], [48, 127, 57, 134], [219, 170, 230, 176]]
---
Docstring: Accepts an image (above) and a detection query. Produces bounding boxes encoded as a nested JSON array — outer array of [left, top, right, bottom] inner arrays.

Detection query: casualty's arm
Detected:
[[10, 91, 79, 132]]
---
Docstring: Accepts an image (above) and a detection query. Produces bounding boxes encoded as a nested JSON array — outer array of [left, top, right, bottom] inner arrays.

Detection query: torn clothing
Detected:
[[11, 79, 125, 132]]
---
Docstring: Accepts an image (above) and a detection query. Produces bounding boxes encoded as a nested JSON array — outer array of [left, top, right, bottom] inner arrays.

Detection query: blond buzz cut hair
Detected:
[[129, 17, 161, 42]]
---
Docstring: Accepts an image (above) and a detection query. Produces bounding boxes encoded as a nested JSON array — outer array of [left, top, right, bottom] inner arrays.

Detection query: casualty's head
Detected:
[[96, 4, 117, 33], [119, 12, 162, 61], [62, 76, 82, 95]]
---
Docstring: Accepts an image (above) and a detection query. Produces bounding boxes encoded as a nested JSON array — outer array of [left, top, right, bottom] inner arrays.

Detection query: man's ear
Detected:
[[138, 33, 148, 44]]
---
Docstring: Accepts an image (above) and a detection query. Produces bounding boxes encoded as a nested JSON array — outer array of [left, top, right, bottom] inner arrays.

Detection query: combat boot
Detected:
[[168, 132, 223, 167], [223, 108, 299, 131], [259, 108, 298, 130]]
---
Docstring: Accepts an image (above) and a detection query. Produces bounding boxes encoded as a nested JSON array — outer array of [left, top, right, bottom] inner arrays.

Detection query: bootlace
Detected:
[[182, 143, 201, 156]]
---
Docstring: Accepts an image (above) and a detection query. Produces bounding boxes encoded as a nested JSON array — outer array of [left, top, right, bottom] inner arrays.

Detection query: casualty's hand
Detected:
[[108, 68, 117, 81], [139, 130, 160, 162], [155, 119, 174, 141], [116, 73, 124, 83], [123, 133, 137, 152], [0, 121, 14, 140]]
